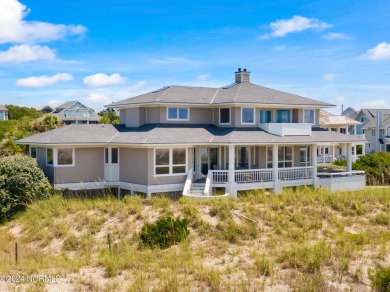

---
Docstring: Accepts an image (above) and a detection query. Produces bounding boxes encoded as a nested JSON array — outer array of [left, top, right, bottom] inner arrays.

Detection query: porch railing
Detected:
[[182, 168, 193, 196], [212, 170, 228, 183], [317, 154, 336, 164], [278, 166, 313, 180], [235, 169, 273, 183]]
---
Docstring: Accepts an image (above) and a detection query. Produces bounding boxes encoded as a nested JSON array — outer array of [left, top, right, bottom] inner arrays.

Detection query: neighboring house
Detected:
[[16, 69, 366, 197], [341, 107, 358, 120], [0, 105, 8, 120], [351, 109, 390, 153], [52, 101, 100, 125], [319, 110, 364, 162], [40, 106, 54, 114]]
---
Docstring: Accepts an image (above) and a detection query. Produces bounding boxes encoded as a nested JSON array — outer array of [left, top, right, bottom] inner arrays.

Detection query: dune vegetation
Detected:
[[0, 187, 389, 291]]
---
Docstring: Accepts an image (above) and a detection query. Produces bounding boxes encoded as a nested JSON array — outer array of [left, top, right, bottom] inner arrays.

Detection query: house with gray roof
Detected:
[[349, 109, 390, 153], [52, 101, 100, 125], [0, 105, 8, 120], [318, 110, 364, 162], [17, 69, 366, 197]]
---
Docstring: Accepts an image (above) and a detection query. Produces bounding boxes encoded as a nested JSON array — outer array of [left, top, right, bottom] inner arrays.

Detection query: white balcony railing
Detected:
[[317, 154, 336, 164], [258, 123, 312, 136], [278, 166, 313, 180], [235, 169, 273, 183]]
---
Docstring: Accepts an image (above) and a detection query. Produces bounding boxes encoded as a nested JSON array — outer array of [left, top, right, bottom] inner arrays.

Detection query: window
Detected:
[[46, 148, 53, 165], [266, 147, 273, 168], [278, 146, 293, 168], [219, 108, 231, 124], [372, 129, 376, 136], [241, 108, 254, 124], [30, 147, 37, 158], [299, 146, 310, 166], [155, 148, 187, 175], [340, 128, 346, 134], [362, 129, 365, 134], [304, 109, 315, 124], [105, 148, 119, 164], [167, 107, 189, 120], [361, 116, 367, 122], [276, 110, 291, 123], [57, 148, 73, 165], [259, 110, 272, 123]]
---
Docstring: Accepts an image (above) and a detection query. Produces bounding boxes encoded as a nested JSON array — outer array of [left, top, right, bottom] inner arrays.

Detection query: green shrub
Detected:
[[369, 267, 390, 292], [353, 152, 390, 185], [0, 154, 51, 222], [140, 216, 189, 249], [333, 158, 347, 167]]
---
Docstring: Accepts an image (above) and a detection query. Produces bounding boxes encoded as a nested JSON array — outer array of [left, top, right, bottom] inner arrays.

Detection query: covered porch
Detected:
[[183, 143, 358, 197]]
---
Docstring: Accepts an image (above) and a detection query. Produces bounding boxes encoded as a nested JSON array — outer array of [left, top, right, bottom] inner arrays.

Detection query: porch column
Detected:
[[272, 144, 281, 194], [227, 145, 237, 197], [322, 146, 325, 164], [362, 143, 366, 155], [346, 142, 353, 172], [312, 144, 319, 188]]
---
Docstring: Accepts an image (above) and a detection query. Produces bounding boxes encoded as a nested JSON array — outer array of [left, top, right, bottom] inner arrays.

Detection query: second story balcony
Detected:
[[258, 122, 312, 136]]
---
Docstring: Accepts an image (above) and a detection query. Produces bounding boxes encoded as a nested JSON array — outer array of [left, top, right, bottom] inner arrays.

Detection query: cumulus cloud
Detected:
[[83, 73, 126, 87], [0, 44, 55, 63], [362, 99, 390, 108], [261, 15, 332, 39], [86, 93, 110, 102], [16, 73, 73, 88], [322, 32, 352, 40], [197, 74, 209, 81], [323, 73, 337, 81], [0, 0, 86, 44], [362, 42, 390, 60]]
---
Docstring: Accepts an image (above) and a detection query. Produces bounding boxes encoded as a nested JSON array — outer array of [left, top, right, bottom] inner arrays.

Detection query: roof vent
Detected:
[[235, 68, 250, 83]]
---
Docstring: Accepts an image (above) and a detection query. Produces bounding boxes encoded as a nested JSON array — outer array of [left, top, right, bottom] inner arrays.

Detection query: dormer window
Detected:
[[167, 107, 189, 121], [304, 109, 315, 124], [241, 107, 255, 124], [220, 108, 231, 124]]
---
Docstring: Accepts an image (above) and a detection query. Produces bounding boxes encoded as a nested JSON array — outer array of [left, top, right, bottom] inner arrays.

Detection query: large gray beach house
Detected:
[[17, 69, 366, 197]]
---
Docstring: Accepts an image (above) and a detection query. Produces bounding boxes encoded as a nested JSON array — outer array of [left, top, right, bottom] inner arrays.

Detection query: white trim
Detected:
[[154, 147, 188, 176], [241, 107, 255, 125], [166, 107, 190, 121], [56, 148, 75, 167], [219, 107, 231, 125]]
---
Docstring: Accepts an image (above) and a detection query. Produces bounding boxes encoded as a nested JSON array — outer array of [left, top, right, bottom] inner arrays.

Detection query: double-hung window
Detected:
[[259, 110, 272, 123], [46, 148, 53, 165], [220, 108, 231, 124], [276, 110, 291, 123], [241, 108, 255, 124], [155, 148, 187, 175], [30, 147, 37, 158], [167, 107, 189, 121], [303, 109, 315, 124], [57, 149, 74, 166]]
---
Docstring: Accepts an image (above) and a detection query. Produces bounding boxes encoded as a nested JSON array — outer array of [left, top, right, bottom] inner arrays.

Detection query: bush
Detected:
[[353, 152, 390, 185], [333, 158, 347, 167], [0, 155, 51, 222], [140, 216, 189, 249], [369, 267, 390, 292]]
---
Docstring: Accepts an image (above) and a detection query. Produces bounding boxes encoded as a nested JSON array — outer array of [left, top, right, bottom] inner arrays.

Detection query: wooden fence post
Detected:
[[15, 242, 18, 265], [107, 234, 111, 253]]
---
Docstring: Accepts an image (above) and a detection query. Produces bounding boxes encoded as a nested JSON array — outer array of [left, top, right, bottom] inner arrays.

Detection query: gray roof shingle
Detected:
[[16, 124, 365, 145], [108, 83, 333, 107], [0, 105, 8, 111]]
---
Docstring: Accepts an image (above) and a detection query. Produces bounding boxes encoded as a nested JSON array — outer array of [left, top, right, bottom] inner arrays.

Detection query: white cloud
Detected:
[[86, 93, 110, 102], [16, 73, 73, 88], [362, 99, 390, 109], [197, 74, 209, 81], [261, 15, 332, 39], [0, 44, 55, 63], [322, 32, 352, 40], [362, 42, 390, 60], [0, 0, 86, 44], [83, 73, 126, 87], [323, 73, 337, 81], [129, 80, 146, 90]]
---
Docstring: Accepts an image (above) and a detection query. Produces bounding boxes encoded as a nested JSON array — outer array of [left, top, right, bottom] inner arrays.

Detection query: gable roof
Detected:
[[108, 82, 333, 108], [319, 110, 360, 126], [54, 101, 95, 113], [341, 107, 358, 119], [360, 109, 390, 129], [16, 124, 365, 146], [0, 105, 8, 111]]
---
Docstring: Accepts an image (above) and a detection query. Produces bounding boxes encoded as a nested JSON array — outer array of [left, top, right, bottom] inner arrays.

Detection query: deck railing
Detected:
[[212, 170, 229, 183], [278, 166, 313, 180], [182, 168, 193, 196], [235, 169, 273, 183]]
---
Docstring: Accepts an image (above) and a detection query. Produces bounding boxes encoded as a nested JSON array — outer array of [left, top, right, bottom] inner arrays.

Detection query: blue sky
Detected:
[[0, 0, 390, 113]]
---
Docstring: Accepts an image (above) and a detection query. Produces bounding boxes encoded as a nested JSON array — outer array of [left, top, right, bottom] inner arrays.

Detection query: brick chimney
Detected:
[[235, 68, 250, 83]]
